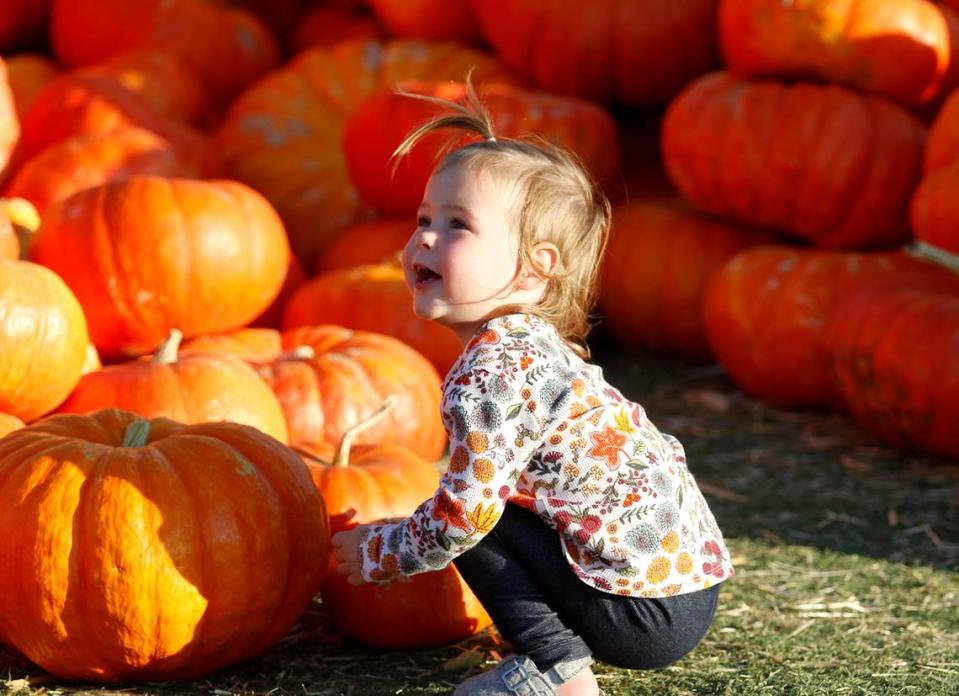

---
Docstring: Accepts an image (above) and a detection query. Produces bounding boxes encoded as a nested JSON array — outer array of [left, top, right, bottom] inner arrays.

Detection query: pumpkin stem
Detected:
[[154, 329, 184, 365], [905, 241, 959, 276], [122, 419, 152, 448], [333, 396, 398, 468], [283, 345, 316, 361]]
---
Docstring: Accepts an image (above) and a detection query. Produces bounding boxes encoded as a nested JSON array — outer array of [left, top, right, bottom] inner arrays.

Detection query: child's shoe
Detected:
[[452, 654, 594, 695]]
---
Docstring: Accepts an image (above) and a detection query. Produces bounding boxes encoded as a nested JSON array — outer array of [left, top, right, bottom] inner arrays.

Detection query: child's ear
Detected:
[[517, 242, 560, 290]]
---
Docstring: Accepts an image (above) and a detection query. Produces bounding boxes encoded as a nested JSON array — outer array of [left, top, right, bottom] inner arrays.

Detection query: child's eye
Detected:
[[450, 217, 469, 230], [417, 215, 430, 228]]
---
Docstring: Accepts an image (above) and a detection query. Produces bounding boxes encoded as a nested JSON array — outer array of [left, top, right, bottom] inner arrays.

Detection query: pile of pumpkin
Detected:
[[1, 0, 958, 684]]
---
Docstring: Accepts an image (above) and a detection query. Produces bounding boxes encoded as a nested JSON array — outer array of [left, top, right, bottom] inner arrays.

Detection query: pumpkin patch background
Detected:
[[0, 1, 957, 694]]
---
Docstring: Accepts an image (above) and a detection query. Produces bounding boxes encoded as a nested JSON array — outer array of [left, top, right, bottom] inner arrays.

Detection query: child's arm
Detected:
[[356, 348, 547, 583]]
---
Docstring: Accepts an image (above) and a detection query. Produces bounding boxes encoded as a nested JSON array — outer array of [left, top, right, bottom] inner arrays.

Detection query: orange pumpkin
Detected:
[[0, 259, 89, 422], [718, 0, 959, 107], [30, 176, 290, 359], [300, 400, 492, 648], [703, 247, 959, 408], [180, 327, 284, 363], [57, 330, 289, 443], [663, 72, 926, 248], [250, 254, 308, 328], [215, 38, 517, 267], [0, 408, 327, 681], [291, 5, 386, 53], [344, 80, 621, 216], [282, 262, 462, 376], [4, 54, 59, 126], [0, 412, 23, 438], [828, 289, 959, 459], [259, 326, 446, 459], [314, 218, 411, 274], [15, 72, 218, 174], [50, 0, 281, 106], [470, 0, 718, 105], [7, 126, 214, 213], [925, 86, 959, 174], [367, 0, 482, 43], [911, 159, 959, 254], [599, 197, 773, 362]]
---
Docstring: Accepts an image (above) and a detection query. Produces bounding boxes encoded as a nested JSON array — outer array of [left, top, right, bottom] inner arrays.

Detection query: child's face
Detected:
[[402, 162, 527, 343]]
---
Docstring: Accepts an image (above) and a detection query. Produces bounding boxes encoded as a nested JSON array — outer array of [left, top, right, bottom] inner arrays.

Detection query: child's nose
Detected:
[[419, 229, 437, 249]]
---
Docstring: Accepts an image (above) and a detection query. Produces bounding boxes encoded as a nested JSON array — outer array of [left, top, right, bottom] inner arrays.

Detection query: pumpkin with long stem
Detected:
[[0, 408, 328, 681], [300, 398, 492, 648]]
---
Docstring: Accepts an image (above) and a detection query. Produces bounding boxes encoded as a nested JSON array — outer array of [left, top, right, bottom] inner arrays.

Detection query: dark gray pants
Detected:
[[454, 504, 721, 671]]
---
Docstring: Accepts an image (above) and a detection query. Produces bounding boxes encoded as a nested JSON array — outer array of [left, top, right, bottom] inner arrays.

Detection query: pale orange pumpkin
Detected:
[[57, 330, 289, 443], [0, 408, 328, 681], [0, 259, 90, 422], [30, 176, 290, 359], [215, 38, 517, 267]]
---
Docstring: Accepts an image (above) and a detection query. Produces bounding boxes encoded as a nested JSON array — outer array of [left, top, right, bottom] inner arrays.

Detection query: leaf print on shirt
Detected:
[[614, 408, 638, 434], [588, 425, 629, 469], [431, 489, 471, 533], [467, 502, 499, 535]]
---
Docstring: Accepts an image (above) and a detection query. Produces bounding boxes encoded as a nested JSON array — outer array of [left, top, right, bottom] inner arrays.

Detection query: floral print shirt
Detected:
[[358, 313, 734, 597]]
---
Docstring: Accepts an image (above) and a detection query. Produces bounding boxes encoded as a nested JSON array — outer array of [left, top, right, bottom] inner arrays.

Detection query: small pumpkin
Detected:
[[282, 262, 463, 376], [56, 330, 289, 443], [300, 399, 492, 648], [828, 289, 959, 459], [703, 246, 959, 408], [0, 408, 328, 681], [30, 176, 290, 359], [663, 72, 926, 248], [0, 259, 89, 422]]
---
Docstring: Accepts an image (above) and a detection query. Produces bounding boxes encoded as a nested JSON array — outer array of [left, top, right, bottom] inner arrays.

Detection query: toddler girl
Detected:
[[332, 83, 734, 696]]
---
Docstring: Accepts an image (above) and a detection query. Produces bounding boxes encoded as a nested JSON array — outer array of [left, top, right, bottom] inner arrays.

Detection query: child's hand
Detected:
[[331, 519, 367, 586]]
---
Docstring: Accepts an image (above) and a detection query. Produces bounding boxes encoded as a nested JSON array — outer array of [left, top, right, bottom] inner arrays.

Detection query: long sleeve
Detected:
[[358, 328, 557, 583]]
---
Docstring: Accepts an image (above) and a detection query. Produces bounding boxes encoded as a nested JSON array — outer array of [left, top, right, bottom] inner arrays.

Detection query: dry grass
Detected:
[[2, 345, 957, 695]]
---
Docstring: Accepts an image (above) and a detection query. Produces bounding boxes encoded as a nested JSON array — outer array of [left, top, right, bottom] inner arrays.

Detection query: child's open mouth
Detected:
[[413, 263, 442, 288]]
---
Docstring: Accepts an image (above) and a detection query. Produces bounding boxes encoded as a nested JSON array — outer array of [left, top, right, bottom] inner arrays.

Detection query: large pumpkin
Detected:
[[57, 330, 289, 443], [282, 262, 463, 376], [344, 80, 621, 216], [30, 176, 290, 359], [0, 408, 328, 681], [314, 218, 411, 274], [0, 259, 89, 422], [215, 38, 517, 267], [50, 0, 281, 106], [300, 403, 492, 648], [718, 0, 959, 107], [599, 197, 772, 362], [828, 289, 959, 459], [7, 126, 214, 213], [469, 0, 718, 105], [662, 72, 926, 248], [703, 247, 959, 408]]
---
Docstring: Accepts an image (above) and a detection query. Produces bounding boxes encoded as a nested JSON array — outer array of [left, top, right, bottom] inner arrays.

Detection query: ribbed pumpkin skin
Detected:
[[663, 72, 926, 248], [470, 0, 718, 105], [30, 177, 290, 359], [0, 412, 24, 438], [5, 54, 58, 125], [925, 87, 959, 174], [215, 39, 517, 267], [911, 160, 959, 253], [703, 247, 959, 408], [718, 0, 959, 107], [15, 73, 218, 173], [302, 442, 492, 648], [7, 127, 211, 213], [256, 326, 446, 460], [282, 264, 463, 376], [344, 81, 621, 216], [50, 0, 281, 106], [314, 219, 411, 274], [828, 291, 959, 459], [56, 342, 290, 444], [0, 409, 328, 681], [599, 198, 772, 362], [367, 0, 481, 43], [0, 260, 89, 422]]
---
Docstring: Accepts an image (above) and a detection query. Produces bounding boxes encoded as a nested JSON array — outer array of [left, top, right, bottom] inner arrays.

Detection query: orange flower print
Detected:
[[520, 355, 533, 369], [449, 446, 469, 473], [587, 425, 628, 469], [366, 535, 383, 564], [431, 489, 471, 532]]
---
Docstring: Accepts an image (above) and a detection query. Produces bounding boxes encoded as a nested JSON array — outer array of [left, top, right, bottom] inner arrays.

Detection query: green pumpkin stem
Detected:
[[333, 396, 398, 468], [905, 240, 959, 276], [154, 329, 184, 365], [122, 419, 152, 448]]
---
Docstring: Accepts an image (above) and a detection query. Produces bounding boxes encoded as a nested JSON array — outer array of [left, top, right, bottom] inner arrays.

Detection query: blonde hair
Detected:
[[392, 80, 612, 359]]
